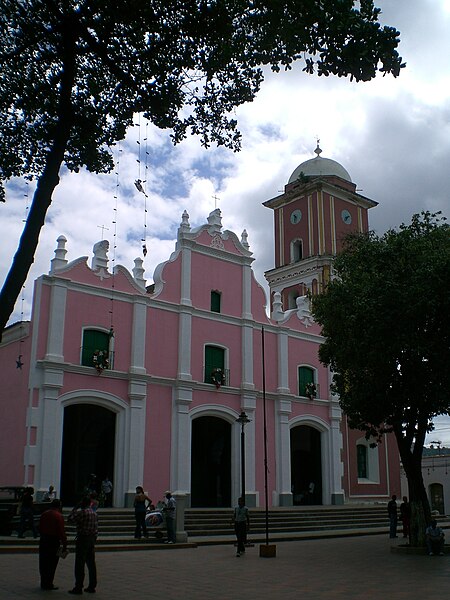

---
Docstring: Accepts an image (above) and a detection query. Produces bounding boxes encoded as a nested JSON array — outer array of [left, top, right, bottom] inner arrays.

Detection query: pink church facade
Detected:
[[0, 152, 400, 507]]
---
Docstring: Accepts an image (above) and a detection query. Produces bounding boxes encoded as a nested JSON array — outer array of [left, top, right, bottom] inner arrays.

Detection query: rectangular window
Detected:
[[357, 444, 368, 479], [210, 290, 221, 313], [204, 345, 225, 384], [298, 366, 314, 396], [81, 329, 110, 367]]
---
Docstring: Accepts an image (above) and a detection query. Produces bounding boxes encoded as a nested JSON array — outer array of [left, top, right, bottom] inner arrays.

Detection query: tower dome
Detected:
[[288, 143, 352, 184]]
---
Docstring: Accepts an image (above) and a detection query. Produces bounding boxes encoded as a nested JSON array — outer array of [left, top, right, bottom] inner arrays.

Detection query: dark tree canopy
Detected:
[[0, 0, 404, 336], [312, 212, 450, 545]]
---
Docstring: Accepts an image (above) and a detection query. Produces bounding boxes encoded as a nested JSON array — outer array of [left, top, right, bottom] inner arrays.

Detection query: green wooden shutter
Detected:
[[82, 330, 110, 366], [210, 291, 221, 313], [357, 445, 368, 478], [298, 366, 314, 396], [204, 345, 225, 383]]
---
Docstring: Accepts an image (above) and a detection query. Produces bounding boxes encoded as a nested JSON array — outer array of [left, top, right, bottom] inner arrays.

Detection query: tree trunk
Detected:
[[395, 431, 431, 547], [0, 28, 76, 340], [0, 163, 63, 337]]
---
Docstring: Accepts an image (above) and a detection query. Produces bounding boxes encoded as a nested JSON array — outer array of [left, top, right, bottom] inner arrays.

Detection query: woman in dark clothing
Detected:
[[133, 486, 151, 539]]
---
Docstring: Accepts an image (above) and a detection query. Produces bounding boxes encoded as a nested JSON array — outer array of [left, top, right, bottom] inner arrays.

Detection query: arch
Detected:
[[290, 238, 303, 263], [190, 414, 232, 507], [355, 436, 380, 483], [429, 483, 445, 515], [55, 390, 128, 507], [289, 415, 331, 505]]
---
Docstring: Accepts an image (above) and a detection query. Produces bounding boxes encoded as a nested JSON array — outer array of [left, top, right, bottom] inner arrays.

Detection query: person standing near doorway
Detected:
[[101, 477, 113, 508], [39, 499, 67, 590], [232, 497, 249, 557], [164, 491, 176, 544], [133, 486, 151, 539], [68, 496, 98, 595]]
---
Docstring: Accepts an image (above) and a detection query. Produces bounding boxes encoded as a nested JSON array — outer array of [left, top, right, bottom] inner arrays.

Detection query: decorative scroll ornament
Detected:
[[211, 367, 225, 389], [92, 350, 109, 374]]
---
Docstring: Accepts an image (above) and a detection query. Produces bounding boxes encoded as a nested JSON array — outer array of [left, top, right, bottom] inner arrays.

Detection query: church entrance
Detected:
[[60, 404, 116, 505], [290, 425, 322, 505], [191, 416, 231, 507]]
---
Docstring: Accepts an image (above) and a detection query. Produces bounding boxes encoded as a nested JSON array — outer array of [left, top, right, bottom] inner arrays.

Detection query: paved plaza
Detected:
[[0, 535, 448, 599]]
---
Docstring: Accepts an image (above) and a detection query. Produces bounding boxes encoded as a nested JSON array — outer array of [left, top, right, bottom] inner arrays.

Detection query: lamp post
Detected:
[[236, 411, 251, 504]]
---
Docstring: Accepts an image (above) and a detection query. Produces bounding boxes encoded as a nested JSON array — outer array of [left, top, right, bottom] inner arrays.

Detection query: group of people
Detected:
[[37, 494, 98, 594], [133, 488, 177, 544], [388, 494, 446, 555], [387, 494, 411, 539]]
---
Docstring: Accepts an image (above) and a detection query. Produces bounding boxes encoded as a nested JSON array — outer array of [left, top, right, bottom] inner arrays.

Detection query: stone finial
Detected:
[[272, 291, 284, 321], [180, 210, 190, 231], [207, 208, 222, 233], [92, 239, 109, 271], [241, 229, 249, 250], [50, 235, 68, 273], [133, 257, 146, 290]]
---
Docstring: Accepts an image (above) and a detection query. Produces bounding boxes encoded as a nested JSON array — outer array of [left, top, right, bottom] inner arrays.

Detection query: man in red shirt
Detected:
[[39, 499, 67, 591]]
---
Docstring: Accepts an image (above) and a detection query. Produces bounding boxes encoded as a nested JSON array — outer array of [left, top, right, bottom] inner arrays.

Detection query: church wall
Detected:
[[146, 308, 179, 379], [152, 252, 182, 303], [253, 327, 277, 392], [0, 333, 31, 484], [190, 253, 243, 316], [143, 383, 173, 499], [250, 274, 270, 322], [190, 316, 243, 386]]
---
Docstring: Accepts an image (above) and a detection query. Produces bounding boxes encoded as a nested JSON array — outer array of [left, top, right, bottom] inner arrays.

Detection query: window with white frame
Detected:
[[290, 239, 303, 263], [356, 437, 380, 483]]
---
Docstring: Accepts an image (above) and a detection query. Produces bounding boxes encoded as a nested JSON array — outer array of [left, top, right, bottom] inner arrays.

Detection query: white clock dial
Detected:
[[290, 209, 302, 225], [341, 209, 352, 225]]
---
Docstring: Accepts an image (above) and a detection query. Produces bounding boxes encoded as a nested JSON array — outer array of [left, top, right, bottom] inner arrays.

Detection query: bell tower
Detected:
[[264, 144, 377, 310]]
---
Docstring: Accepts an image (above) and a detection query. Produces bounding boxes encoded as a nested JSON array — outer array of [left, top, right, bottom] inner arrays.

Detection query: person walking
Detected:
[[133, 486, 151, 539], [164, 491, 176, 544], [388, 494, 398, 539], [39, 499, 67, 591], [400, 496, 411, 539], [232, 497, 249, 557], [101, 477, 113, 507], [67, 496, 98, 595]]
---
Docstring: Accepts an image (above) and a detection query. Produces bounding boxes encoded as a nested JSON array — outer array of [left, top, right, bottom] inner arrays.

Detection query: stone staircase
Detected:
[[2, 505, 448, 553]]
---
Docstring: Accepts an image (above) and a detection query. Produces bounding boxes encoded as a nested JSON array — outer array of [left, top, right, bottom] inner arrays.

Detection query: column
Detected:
[[130, 298, 147, 375], [275, 397, 293, 506], [45, 280, 67, 362]]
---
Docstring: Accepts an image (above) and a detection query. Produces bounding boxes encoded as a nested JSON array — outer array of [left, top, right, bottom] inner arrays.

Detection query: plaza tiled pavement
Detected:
[[0, 535, 448, 600]]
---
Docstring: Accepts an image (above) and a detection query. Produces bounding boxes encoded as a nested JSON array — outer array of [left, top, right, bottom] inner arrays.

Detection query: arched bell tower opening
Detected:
[[190, 416, 231, 508], [290, 424, 322, 505], [60, 404, 116, 505]]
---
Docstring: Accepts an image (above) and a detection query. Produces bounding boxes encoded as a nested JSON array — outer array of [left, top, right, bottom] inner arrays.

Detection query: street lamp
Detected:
[[236, 411, 251, 504]]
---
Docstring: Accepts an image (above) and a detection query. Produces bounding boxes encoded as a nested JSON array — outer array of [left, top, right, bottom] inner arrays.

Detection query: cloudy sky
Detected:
[[2, 1, 450, 442]]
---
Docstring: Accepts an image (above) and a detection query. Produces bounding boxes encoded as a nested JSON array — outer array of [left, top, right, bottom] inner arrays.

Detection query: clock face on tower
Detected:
[[341, 209, 352, 225], [290, 209, 302, 225]]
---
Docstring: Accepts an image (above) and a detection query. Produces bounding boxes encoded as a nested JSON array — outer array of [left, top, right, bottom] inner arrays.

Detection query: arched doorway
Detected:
[[429, 483, 445, 515], [60, 404, 116, 505], [191, 416, 231, 507], [290, 425, 322, 505]]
